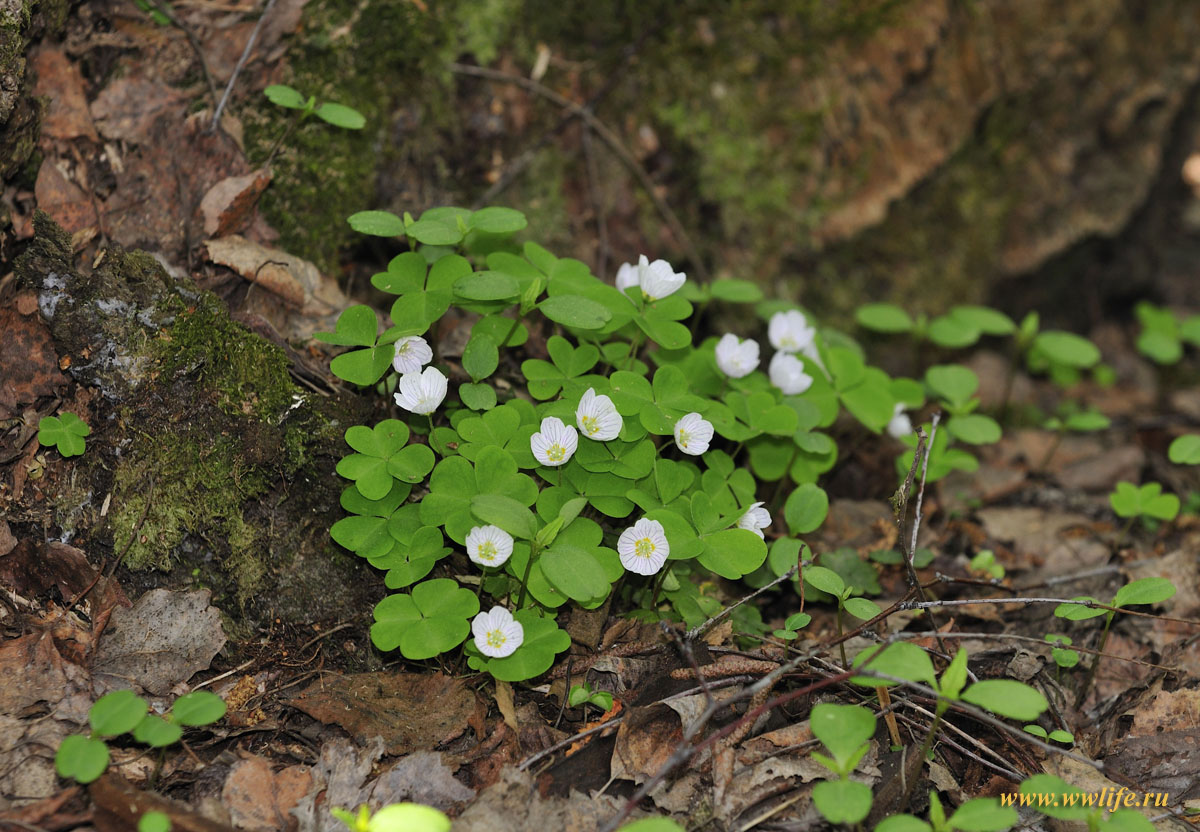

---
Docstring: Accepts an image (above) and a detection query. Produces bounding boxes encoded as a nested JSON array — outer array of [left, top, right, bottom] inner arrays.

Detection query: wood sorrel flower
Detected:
[[714, 333, 760, 379], [466, 525, 514, 567], [887, 403, 913, 438], [637, 254, 686, 301], [673, 412, 714, 456], [769, 351, 813, 395], [738, 501, 772, 539], [615, 260, 640, 298], [530, 416, 578, 466], [617, 518, 670, 575], [393, 366, 447, 414], [768, 310, 816, 353], [472, 606, 523, 658], [576, 388, 622, 441], [391, 335, 433, 374]]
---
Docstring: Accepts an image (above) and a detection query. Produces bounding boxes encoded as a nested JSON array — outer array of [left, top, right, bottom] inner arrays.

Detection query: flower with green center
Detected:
[[472, 606, 523, 658], [714, 333, 760, 379], [673, 412, 714, 456], [530, 416, 578, 467], [391, 335, 433, 374], [768, 310, 816, 353], [617, 518, 670, 576], [575, 388, 622, 441], [465, 525, 514, 567]]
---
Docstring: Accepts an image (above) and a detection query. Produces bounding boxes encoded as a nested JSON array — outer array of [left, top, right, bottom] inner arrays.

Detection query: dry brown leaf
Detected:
[[30, 48, 98, 142], [200, 170, 272, 237], [286, 671, 474, 756], [221, 755, 312, 832], [92, 588, 226, 695]]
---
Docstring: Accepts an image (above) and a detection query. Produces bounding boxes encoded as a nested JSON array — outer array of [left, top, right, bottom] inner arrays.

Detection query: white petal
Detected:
[[615, 261, 639, 295], [392, 336, 433, 374]]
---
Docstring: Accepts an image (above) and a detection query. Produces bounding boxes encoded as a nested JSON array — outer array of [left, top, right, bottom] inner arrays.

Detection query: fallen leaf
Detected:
[[200, 170, 272, 237], [0, 715, 73, 812], [221, 755, 311, 832], [92, 589, 226, 695], [610, 703, 684, 785], [0, 521, 16, 557], [89, 76, 186, 144], [0, 633, 91, 719], [452, 767, 634, 832], [204, 235, 322, 309], [976, 506, 1109, 576], [290, 737, 382, 832], [366, 751, 475, 810], [34, 159, 98, 236], [31, 48, 98, 142], [286, 672, 474, 755]]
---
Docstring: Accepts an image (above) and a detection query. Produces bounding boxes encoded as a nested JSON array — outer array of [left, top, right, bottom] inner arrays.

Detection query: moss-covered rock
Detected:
[[15, 213, 374, 625]]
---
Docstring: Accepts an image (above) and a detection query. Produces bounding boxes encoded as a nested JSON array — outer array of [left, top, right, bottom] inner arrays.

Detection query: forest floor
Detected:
[[2, 4, 1200, 832]]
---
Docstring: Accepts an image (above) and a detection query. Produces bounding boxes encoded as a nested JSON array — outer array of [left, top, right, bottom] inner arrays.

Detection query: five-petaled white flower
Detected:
[[714, 333, 760, 379], [466, 525, 514, 568], [738, 502, 772, 539], [768, 310, 816, 353], [887, 403, 914, 439], [576, 388, 623, 441], [472, 606, 524, 658], [393, 366, 447, 414], [637, 254, 686, 301], [673, 412, 714, 456], [769, 351, 814, 395], [530, 416, 578, 467], [391, 335, 433, 374], [618, 518, 670, 576]]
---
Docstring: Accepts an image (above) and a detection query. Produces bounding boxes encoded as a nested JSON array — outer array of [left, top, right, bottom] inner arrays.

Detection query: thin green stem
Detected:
[[898, 704, 944, 811], [516, 542, 540, 610], [265, 112, 303, 166], [1037, 428, 1065, 472], [836, 606, 848, 668], [1075, 612, 1113, 708], [625, 332, 644, 371], [650, 565, 671, 609]]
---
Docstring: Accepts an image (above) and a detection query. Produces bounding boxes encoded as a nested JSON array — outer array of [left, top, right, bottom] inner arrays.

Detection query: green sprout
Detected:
[[1108, 481, 1180, 544], [332, 803, 450, 832], [1039, 404, 1110, 470], [809, 703, 876, 825], [1044, 633, 1079, 682], [56, 690, 226, 784], [802, 565, 881, 666], [1168, 435, 1200, 465], [262, 84, 365, 164], [968, 549, 1004, 581], [38, 412, 91, 457], [1133, 301, 1200, 365], [1023, 724, 1074, 745], [568, 682, 614, 718], [1054, 577, 1176, 706]]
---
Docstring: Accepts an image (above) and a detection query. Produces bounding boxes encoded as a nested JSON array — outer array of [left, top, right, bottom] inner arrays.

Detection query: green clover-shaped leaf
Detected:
[[370, 578, 480, 660], [38, 412, 91, 457]]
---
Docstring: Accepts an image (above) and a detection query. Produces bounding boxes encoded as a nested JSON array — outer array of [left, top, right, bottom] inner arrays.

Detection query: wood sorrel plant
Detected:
[[318, 203, 959, 681]]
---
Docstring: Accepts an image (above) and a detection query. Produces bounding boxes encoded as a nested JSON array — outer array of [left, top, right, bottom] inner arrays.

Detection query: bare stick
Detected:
[[210, 0, 280, 133]]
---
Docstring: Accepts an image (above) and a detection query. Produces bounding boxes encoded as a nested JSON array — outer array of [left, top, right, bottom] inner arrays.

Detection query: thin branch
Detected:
[[210, 0, 280, 133], [687, 563, 799, 642]]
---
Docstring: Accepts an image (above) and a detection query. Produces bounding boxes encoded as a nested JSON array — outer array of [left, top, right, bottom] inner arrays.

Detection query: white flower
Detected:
[[472, 606, 523, 658], [887, 403, 914, 438], [615, 260, 640, 297], [617, 518, 670, 576], [637, 254, 686, 301], [466, 525, 514, 567], [738, 502, 772, 539], [391, 335, 433, 374], [393, 366, 447, 414], [673, 412, 714, 456], [768, 310, 816, 353], [530, 416, 578, 466], [801, 339, 829, 378], [769, 351, 813, 395], [714, 333, 760, 379], [576, 388, 622, 441]]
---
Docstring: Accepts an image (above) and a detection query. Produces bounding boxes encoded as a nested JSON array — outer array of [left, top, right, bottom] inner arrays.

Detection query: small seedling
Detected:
[[1134, 301, 1200, 365], [1168, 434, 1200, 465], [262, 84, 365, 164], [38, 412, 90, 457], [1044, 633, 1079, 682], [333, 803, 450, 832], [568, 682, 614, 718], [968, 549, 1004, 581], [1039, 405, 1110, 470], [1108, 481, 1180, 544], [772, 611, 812, 641], [1023, 724, 1074, 744], [55, 690, 226, 784], [803, 565, 881, 666], [1055, 577, 1176, 706], [810, 703, 876, 825]]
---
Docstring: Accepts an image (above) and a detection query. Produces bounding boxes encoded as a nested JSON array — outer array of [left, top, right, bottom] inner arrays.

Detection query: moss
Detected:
[[157, 294, 295, 421]]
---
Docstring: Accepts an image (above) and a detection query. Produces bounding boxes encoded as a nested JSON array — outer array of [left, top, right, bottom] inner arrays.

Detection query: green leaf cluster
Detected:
[[56, 690, 226, 784]]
